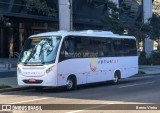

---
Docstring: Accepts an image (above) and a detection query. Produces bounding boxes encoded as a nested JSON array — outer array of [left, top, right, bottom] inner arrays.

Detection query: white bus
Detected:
[[17, 30, 138, 90]]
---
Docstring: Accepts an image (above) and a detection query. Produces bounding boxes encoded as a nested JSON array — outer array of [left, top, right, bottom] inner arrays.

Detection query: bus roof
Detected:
[[30, 30, 136, 39]]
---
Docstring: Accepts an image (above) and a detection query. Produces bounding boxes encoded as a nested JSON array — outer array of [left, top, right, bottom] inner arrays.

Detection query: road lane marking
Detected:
[[67, 110, 84, 113], [119, 81, 155, 88], [66, 103, 115, 113], [9, 97, 49, 104], [66, 105, 106, 113]]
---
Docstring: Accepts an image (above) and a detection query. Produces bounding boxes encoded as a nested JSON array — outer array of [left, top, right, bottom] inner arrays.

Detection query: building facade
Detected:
[[0, 0, 59, 58], [0, 0, 154, 58]]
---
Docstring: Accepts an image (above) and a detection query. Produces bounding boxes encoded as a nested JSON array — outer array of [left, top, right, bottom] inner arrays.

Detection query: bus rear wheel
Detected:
[[66, 76, 77, 91], [113, 71, 120, 84]]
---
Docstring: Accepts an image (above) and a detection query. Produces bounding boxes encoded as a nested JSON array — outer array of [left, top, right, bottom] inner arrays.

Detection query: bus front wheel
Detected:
[[66, 76, 77, 90]]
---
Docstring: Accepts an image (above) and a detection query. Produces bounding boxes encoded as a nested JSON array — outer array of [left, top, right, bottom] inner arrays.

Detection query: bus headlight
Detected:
[[46, 65, 55, 74], [17, 67, 22, 74]]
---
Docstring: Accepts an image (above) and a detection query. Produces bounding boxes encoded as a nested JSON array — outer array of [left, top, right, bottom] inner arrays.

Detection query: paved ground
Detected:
[[0, 75, 160, 113], [139, 65, 160, 74], [0, 77, 17, 88], [0, 71, 17, 88]]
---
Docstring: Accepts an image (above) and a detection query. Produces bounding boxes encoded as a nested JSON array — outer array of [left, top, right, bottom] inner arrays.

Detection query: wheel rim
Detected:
[[66, 79, 73, 89], [114, 74, 118, 83]]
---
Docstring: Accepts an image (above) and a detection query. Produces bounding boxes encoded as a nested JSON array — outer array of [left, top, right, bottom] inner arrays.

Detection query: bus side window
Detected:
[[59, 42, 67, 62], [129, 39, 137, 56], [105, 38, 112, 57], [123, 39, 137, 56], [59, 36, 78, 62], [59, 37, 72, 61], [113, 39, 123, 56], [123, 39, 130, 56]]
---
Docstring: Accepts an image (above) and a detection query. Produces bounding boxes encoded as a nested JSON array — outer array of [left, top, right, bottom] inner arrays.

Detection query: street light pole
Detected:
[[59, 0, 73, 31], [6, 22, 11, 70], [69, 0, 73, 31]]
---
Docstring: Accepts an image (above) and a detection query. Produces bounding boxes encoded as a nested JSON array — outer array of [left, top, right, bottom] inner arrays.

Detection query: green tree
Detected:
[[149, 14, 160, 50], [0, 14, 9, 27], [23, 0, 57, 17], [128, 13, 160, 51], [101, 1, 124, 34], [127, 21, 151, 52], [148, 14, 160, 40], [135, 14, 160, 51]]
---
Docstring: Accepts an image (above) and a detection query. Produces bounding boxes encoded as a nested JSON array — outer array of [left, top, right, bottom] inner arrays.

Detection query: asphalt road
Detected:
[[0, 75, 160, 113]]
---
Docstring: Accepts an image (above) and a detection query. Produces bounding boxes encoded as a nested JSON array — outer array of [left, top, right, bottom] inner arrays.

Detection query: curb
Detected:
[[0, 87, 30, 93], [131, 73, 160, 78]]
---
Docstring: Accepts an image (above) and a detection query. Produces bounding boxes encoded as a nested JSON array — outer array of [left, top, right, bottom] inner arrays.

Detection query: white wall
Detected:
[[145, 38, 153, 57], [58, 0, 119, 31], [59, 0, 71, 31], [143, 0, 152, 23], [143, 0, 153, 56]]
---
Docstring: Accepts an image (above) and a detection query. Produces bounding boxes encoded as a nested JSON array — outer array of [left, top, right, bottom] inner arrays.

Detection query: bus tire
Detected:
[[66, 75, 77, 91], [113, 71, 121, 84]]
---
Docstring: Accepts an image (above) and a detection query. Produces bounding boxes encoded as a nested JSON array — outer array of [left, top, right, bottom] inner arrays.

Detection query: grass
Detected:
[[0, 84, 12, 89], [138, 70, 146, 74]]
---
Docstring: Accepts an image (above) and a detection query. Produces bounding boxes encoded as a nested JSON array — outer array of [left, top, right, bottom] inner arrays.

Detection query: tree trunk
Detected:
[[158, 38, 160, 51], [143, 38, 145, 52]]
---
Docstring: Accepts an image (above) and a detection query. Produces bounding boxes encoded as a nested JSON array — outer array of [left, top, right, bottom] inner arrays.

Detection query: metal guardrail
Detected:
[[0, 63, 8, 68], [0, 52, 19, 70]]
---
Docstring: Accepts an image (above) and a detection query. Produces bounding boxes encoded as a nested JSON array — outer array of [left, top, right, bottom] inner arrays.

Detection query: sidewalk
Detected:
[[0, 77, 18, 88], [139, 65, 160, 74]]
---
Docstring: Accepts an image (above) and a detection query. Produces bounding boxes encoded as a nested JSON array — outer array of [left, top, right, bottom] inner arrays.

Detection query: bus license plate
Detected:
[[29, 79, 36, 82]]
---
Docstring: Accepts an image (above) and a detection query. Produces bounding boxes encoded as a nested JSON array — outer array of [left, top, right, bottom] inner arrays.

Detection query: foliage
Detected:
[[148, 14, 160, 40], [102, 1, 124, 34], [0, 84, 11, 89], [0, 14, 10, 27], [127, 24, 145, 41], [131, 14, 160, 41], [124, 14, 152, 39], [24, 0, 56, 17], [150, 51, 160, 65], [138, 70, 146, 74], [75, 0, 103, 9], [139, 51, 150, 65], [139, 51, 160, 65]]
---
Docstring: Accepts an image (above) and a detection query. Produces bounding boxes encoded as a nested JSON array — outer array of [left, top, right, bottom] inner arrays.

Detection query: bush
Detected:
[[138, 71, 146, 74], [139, 51, 150, 65], [150, 51, 160, 65], [0, 84, 11, 89], [139, 51, 160, 65]]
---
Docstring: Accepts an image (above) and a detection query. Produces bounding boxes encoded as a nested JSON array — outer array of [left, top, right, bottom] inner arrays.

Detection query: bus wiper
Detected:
[[41, 52, 45, 65], [40, 44, 45, 65], [24, 47, 36, 64]]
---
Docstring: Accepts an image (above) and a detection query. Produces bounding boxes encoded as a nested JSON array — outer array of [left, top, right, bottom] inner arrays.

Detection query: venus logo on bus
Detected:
[[90, 58, 98, 72]]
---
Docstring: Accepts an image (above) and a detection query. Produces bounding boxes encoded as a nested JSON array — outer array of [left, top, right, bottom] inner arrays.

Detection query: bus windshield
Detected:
[[19, 36, 61, 64]]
